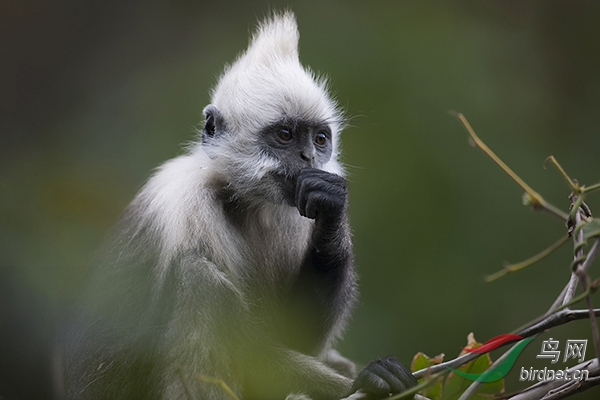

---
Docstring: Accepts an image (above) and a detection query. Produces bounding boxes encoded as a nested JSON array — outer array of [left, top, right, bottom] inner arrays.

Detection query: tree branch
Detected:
[[548, 238, 600, 312], [508, 359, 600, 400]]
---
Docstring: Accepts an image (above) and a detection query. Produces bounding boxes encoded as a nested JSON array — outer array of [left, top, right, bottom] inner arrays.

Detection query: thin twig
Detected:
[[559, 274, 579, 309], [413, 352, 479, 380], [197, 375, 240, 400], [452, 112, 568, 222], [569, 195, 586, 223], [516, 309, 600, 338], [582, 279, 600, 361], [544, 156, 579, 193], [582, 238, 600, 275], [486, 235, 569, 282], [453, 113, 542, 205], [540, 376, 600, 400], [583, 182, 600, 194], [555, 285, 599, 312]]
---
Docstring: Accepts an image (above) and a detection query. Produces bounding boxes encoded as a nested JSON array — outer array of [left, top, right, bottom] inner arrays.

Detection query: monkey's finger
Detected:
[[350, 368, 389, 396], [366, 360, 409, 394], [295, 177, 310, 216], [295, 171, 347, 220], [316, 172, 347, 188], [295, 173, 329, 214], [299, 168, 346, 188], [380, 357, 418, 391], [304, 192, 323, 219]]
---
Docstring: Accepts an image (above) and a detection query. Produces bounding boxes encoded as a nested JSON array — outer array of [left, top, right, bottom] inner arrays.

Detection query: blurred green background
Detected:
[[2, 1, 600, 399]]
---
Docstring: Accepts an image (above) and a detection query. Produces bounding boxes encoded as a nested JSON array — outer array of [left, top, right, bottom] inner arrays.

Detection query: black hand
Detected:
[[350, 357, 418, 399], [295, 168, 347, 221]]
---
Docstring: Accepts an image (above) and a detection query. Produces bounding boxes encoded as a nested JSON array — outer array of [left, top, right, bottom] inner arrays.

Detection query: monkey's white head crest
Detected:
[[210, 11, 342, 141]]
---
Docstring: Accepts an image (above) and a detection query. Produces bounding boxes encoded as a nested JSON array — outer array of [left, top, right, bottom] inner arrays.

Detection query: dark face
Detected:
[[260, 118, 333, 173], [260, 117, 334, 205]]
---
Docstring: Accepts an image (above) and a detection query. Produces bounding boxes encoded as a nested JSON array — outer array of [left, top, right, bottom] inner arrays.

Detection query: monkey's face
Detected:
[[258, 117, 335, 205], [207, 116, 337, 207], [201, 104, 343, 207]]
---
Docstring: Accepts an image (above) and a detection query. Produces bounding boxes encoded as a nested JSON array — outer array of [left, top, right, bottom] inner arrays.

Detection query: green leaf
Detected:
[[411, 352, 440, 371], [411, 352, 444, 400]]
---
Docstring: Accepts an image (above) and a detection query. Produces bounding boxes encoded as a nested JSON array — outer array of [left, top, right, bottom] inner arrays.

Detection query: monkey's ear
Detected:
[[201, 105, 225, 159], [202, 104, 225, 140]]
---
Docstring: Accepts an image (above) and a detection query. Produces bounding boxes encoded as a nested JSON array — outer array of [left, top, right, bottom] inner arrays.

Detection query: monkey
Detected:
[[62, 11, 418, 400]]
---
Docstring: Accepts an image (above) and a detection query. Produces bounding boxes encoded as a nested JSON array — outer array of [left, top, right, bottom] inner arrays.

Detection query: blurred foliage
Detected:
[[412, 352, 445, 399], [2, 0, 600, 398]]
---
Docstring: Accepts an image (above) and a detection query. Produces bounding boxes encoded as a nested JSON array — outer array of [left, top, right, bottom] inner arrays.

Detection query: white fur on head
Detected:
[[210, 11, 344, 175]]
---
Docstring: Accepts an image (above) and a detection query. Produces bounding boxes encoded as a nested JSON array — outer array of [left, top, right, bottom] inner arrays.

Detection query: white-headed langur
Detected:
[[63, 11, 418, 400]]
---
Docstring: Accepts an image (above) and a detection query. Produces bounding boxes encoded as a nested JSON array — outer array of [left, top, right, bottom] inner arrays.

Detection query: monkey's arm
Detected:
[[290, 169, 418, 399], [282, 168, 356, 352], [160, 255, 249, 399], [241, 346, 353, 400]]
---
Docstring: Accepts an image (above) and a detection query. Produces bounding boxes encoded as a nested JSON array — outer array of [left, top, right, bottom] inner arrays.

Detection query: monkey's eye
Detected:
[[315, 132, 327, 146], [277, 129, 293, 142]]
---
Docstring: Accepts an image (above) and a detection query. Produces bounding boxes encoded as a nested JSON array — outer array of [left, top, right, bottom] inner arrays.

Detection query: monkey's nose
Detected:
[[300, 151, 315, 163]]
